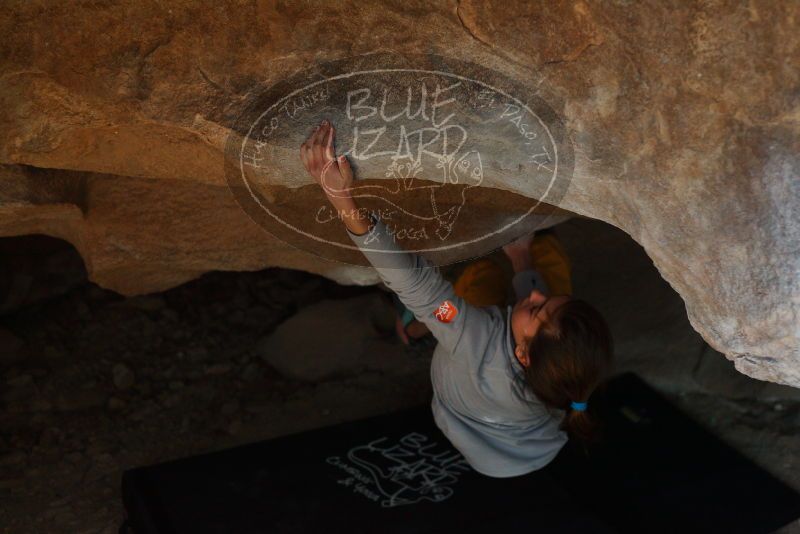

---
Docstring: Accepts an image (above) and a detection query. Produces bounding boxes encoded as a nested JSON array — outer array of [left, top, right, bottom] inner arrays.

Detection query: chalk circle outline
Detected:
[[224, 53, 574, 267]]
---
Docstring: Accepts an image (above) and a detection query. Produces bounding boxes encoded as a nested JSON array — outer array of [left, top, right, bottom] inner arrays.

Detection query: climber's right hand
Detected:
[[300, 119, 355, 204]]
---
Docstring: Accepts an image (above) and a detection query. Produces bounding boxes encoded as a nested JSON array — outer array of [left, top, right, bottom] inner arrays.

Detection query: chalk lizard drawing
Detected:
[[332, 124, 484, 241], [327, 432, 471, 508]]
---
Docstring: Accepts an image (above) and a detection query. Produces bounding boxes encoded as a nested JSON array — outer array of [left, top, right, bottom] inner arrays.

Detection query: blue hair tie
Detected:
[[571, 401, 588, 411]]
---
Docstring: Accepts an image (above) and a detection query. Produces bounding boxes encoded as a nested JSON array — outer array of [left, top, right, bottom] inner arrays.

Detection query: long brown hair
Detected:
[[516, 298, 614, 448]]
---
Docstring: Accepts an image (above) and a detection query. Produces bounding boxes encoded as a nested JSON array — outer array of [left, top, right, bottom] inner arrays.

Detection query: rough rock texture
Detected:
[[257, 292, 407, 382], [0, 1, 798, 386], [2, 215, 800, 534]]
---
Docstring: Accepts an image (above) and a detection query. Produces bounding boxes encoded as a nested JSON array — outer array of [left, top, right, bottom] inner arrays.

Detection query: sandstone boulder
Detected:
[[0, 1, 797, 386]]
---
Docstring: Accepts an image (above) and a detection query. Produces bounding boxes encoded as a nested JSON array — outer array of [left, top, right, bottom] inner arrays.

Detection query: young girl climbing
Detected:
[[300, 119, 614, 477]]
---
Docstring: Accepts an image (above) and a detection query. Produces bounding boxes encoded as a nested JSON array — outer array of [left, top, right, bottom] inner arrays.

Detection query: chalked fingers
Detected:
[[324, 122, 336, 162], [313, 120, 328, 150]]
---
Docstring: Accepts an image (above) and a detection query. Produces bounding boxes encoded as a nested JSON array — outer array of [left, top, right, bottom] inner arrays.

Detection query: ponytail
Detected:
[[559, 390, 607, 447], [518, 299, 614, 448]]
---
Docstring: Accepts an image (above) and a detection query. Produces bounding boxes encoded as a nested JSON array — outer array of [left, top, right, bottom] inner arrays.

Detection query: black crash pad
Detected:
[[120, 373, 800, 534]]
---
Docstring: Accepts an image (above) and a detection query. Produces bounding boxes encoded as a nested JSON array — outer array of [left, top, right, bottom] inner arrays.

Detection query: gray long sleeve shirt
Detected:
[[346, 210, 568, 478]]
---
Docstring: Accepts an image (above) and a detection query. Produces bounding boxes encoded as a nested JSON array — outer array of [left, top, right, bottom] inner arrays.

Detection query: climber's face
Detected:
[[510, 289, 570, 368]]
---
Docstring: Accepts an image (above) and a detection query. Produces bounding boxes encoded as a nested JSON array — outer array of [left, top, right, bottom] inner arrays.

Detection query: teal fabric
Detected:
[[401, 308, 415, 328], [391, 293, 419, 328]]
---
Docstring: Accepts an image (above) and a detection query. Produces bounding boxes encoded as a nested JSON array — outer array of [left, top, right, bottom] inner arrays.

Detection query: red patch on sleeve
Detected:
[[433, 299, 459, 323]]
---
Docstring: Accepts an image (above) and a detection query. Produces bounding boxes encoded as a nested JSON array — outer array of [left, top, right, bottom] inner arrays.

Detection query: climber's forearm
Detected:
[[503, 234, 535, 273], [325, 193, 372, 236], [508, 252, 533, 273]]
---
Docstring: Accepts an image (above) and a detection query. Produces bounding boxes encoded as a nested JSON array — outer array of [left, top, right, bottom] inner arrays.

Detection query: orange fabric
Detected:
[[528, 233, 573, 296], [453, 258, 509, 308], [452, 232, 573, 308]]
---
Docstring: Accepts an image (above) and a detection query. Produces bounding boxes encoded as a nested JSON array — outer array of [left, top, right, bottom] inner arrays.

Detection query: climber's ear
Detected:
[[514, 344, 530, 368]]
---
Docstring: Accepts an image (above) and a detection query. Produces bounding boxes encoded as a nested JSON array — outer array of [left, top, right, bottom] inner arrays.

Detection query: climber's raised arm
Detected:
[[300, 119, 495, 356]]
